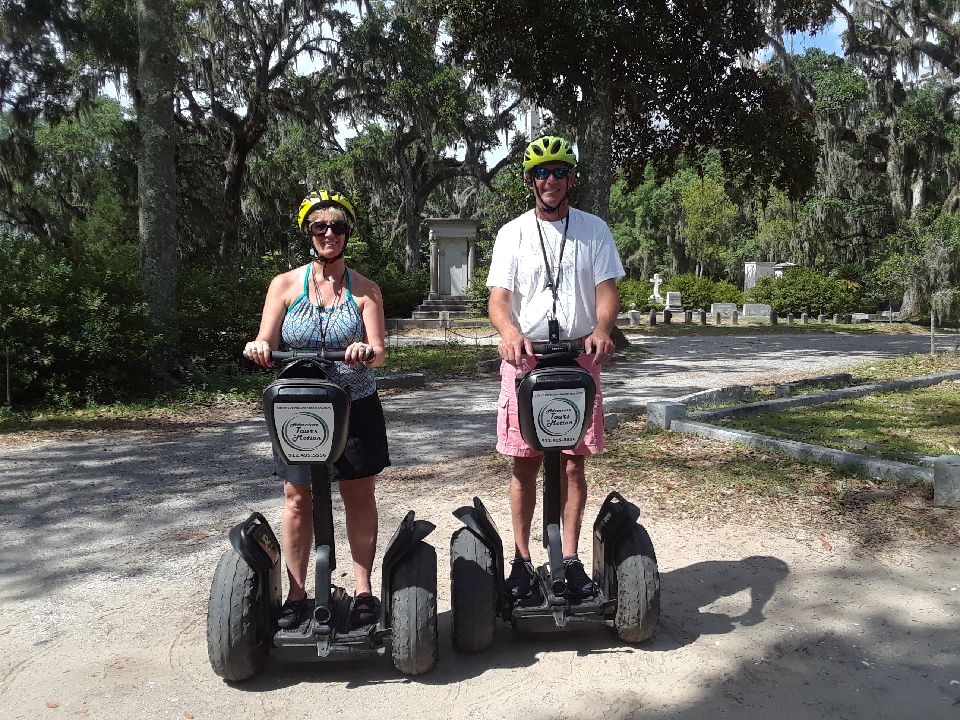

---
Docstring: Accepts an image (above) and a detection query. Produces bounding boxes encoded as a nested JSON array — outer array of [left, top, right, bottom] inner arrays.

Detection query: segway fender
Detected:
[[380, 511, 436, 626], [452, 497, 506, 602], [228, 512, 281, 574], [592, 492, 651, 602], [226, 512, 283, 623]]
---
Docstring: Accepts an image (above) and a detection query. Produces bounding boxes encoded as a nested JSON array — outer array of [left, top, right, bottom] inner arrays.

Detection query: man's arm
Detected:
[[583, 278, 618, 364], [489, 287, 532, 366]]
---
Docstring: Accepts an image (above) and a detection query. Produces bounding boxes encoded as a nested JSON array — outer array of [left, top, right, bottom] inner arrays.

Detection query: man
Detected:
[[486, 135, 625, 601]]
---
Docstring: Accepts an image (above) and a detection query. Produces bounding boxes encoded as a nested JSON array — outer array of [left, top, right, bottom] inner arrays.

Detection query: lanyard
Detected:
[[534, 212, 570, 332]]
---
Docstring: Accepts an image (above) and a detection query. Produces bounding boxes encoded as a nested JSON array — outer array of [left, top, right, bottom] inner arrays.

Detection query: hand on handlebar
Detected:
[[584, 330, 615, 364], [498, 328, 533, 367], [244, 339, 274, 367], [344, 341, 376, 367]]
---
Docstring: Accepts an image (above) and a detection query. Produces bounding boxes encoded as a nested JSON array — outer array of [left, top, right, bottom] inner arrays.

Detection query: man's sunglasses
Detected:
[[308, 220, 350, 236], [531, 166, 572, 181]]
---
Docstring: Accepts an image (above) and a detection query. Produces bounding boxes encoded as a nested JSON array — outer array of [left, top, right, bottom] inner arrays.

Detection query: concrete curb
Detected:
[[376, 372, 427, 390], [689, 370, 960, 421], [670, 418, 934, 484]]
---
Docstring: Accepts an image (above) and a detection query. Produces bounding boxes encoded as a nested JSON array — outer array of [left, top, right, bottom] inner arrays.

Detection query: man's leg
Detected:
[[281, 481, 313, 602], [507, 455, 542, 600], [559, 455, 595, 598], [559, 455, 587, 557], [510, 455, 542, 558], [337, 475, 378, 596]]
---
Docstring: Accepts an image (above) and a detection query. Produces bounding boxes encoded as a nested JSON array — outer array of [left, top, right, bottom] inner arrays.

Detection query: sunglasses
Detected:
[[308, 220, 350, 237], [531, 166, 572, 181]]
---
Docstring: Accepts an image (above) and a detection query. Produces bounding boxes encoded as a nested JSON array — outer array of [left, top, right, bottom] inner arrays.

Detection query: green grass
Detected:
[[620, 319, 960, 337], [592, 414, 959, 547], [717, 385, 960, 460]]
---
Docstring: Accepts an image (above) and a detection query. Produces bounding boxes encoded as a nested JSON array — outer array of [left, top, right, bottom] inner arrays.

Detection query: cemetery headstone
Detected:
[[742, 303, 773, 318], [710, 302, 738, 317], [665, 291, 683, 311]]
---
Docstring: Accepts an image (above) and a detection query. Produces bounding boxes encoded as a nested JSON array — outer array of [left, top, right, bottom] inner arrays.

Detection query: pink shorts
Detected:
[[496, 354, 605, 458]]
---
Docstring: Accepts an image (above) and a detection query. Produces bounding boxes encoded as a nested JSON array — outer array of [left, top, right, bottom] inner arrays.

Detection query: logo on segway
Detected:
[[537, 398, 582, 437], [281, 412, 330, 451]]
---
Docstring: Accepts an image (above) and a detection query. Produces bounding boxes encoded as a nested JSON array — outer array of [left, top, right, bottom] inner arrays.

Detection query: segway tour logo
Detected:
[[281, 412, 330, 451], [531, 388, 586, 448], [272, 403, 335, 461], [537, 398, 581, 437]]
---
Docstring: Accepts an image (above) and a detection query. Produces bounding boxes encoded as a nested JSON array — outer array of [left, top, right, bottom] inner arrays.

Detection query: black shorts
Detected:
[[274, 392, 391, 484]]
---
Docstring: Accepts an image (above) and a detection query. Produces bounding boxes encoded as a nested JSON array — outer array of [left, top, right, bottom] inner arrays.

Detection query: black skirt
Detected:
[[274, 392, 391, 483]]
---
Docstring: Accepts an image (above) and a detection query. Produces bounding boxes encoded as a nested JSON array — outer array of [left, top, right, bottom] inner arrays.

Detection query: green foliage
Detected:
[[375, 264, 430, 319], [664, 274, 744, 311], [680, 175, 738, 274], [616, 279, 651, 311], [748, 268, 857, 315], [0, 227, 162, 407]]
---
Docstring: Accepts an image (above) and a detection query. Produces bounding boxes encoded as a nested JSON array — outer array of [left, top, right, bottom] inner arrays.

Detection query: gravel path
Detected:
[[0, 332, 957, 720]]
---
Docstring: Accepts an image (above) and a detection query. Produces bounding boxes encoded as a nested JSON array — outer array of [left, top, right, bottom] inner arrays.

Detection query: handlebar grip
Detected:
[[266, 348, 376, 362], [529, 340, 585, 355]]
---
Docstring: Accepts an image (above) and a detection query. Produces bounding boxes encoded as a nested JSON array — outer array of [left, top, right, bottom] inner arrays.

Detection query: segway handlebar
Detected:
[[268, 348, 376, 363], [529, 340, 585, 356]]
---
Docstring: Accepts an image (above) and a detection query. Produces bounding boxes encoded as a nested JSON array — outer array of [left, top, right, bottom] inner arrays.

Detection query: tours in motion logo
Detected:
[[281, 412, 330, 452], [536, 397, 582, 437]]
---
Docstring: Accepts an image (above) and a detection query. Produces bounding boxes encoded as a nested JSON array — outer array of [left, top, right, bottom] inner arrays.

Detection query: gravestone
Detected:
[[648, 273, 664, 303], [769, 309, 778, 325], [649, 308, 657, 326], [699, 310, 707, 325], [731, 310, 739, 325], [684, 310, 693, 324], [787, 313, 794, 325], [663, 308, 673, 324], [742, 303, 772, 318], [714, 312, 721, 325], [818, 313, 826, 323], [801, 312, 809, 324], [628, 310, 642, 326], [710, 302, 738, 317], [851, 313, 871, 323], [665, 291, 683, 311]]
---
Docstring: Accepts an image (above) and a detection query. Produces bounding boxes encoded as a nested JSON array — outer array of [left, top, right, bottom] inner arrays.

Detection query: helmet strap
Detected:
[[533, 182, 569, 216]]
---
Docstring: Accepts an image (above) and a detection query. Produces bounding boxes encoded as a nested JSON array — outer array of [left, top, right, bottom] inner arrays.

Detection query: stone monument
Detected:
[[648, 273, 664, 303]]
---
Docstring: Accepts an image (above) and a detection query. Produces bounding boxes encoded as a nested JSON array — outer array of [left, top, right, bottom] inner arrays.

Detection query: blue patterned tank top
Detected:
[[281, 266, 377, 400]]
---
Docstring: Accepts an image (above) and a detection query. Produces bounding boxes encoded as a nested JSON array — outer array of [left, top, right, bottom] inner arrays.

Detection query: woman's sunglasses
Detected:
[[531, 166, 572, 181], [308, 220, 350, 237]]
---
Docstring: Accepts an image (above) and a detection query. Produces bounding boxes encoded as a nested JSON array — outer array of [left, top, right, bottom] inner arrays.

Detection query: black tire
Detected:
[[449, 528, 497, 653], [390, 541, 439, 675], [613, 524, 660, 643], [206, 549, 271, 681]]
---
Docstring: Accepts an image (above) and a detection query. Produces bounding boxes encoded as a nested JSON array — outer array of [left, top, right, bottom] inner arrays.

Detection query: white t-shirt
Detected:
[[486, 208, 625, 341]]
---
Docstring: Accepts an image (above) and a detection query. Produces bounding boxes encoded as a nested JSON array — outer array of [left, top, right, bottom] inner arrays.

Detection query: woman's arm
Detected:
[[349, 274, 387, 368], [244, 273, 293, 367]]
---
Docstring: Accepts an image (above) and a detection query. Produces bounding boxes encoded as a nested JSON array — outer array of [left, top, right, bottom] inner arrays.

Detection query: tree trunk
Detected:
[[575, 85, 614, 220], [404, 200, 422, 272], [136, 0, 179, 377], [220, 139, 251, 257]]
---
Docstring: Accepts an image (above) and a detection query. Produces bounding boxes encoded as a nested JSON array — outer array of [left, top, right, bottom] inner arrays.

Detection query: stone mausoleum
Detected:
[[411, 217, 478, 320]]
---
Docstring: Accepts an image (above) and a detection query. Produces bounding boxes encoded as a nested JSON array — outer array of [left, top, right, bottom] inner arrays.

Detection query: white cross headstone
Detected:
[[649, 273, 664, 303]]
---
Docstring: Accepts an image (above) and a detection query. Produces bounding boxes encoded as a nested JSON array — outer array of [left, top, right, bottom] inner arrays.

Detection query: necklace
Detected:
[[311, 265, 347, 350]]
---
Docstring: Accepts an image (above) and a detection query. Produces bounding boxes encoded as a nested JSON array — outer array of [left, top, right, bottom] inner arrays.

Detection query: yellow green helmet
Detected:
[[297, 190, 357, 231], [522, 135, 577, 173]]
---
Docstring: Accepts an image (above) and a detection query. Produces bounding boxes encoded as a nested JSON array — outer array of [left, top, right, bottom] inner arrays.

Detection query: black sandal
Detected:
[[277, 598, 309, 630], [348, 593, 381, 629]]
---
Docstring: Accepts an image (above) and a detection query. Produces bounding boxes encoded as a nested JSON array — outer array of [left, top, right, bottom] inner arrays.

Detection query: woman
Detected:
[[244, 190, 389, 630]]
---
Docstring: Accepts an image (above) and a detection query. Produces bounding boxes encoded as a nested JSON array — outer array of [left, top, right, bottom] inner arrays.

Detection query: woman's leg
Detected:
[[281, 481, 313, 602], [338, 475, 378, 595]]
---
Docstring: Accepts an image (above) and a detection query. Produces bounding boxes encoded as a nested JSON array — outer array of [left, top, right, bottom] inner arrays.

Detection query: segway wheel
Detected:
[[449, 527, 497, 653], [206, 549, 271, 681], [613, 524, 660, 643], [389, 541, 439, 675]]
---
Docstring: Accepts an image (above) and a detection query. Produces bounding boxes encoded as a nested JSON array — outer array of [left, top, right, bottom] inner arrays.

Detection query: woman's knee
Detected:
[[283, 482, 312, 515], [338, 476, 377, 510]]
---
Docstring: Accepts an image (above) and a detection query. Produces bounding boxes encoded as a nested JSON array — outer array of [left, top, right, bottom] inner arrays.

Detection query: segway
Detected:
[[207, 349, 438, 680], [450, 340, 660, 651]]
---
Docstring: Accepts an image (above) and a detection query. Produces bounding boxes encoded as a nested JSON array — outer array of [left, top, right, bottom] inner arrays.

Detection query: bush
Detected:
[[662, 274, 745, 310], [617, 278, 650, 311], [748, 268, 857, 315], [0, 228, 162, 407]]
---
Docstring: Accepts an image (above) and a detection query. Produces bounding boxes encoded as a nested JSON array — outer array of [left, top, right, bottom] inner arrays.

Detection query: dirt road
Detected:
[[0, 333, 957, 719]]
